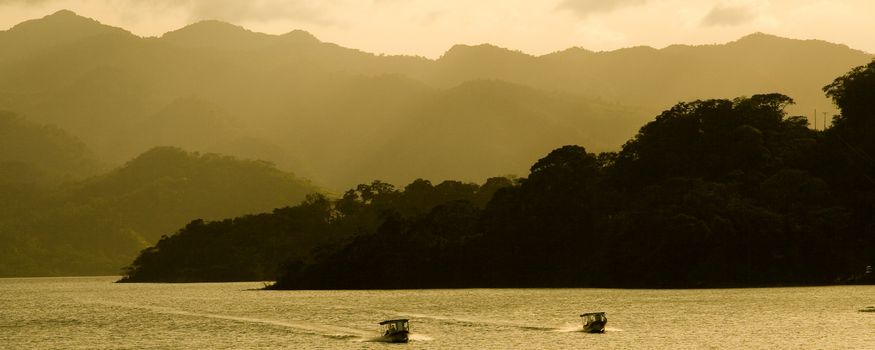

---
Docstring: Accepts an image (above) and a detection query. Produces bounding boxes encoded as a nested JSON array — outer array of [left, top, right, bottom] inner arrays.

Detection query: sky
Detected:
[[0, 0, 872, 58]]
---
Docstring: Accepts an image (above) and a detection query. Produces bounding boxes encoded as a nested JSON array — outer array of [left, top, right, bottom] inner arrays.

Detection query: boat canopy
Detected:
[[379, 319, 409, 325], [379, 319, 409, 332], [580, 312, 606, 320]]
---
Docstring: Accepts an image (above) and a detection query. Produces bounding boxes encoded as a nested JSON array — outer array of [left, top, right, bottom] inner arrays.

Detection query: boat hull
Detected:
[[379, 330, 409, 343], [583, 321, 606, 333]]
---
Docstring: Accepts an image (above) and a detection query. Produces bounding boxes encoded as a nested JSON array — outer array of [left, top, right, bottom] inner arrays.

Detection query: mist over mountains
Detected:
[[1, 10, 873, 277], [0, 142, 317, 276], [0, 111, 101, 185], [1, 10, 870, 190]]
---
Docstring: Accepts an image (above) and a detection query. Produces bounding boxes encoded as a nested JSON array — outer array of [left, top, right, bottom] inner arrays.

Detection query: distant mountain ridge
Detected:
[[0, 10, 871, 190], [0, 111, 101, 185], [0, 10, 132, 62], [161, 20, 320, 50], [0, 145, 320, 277]]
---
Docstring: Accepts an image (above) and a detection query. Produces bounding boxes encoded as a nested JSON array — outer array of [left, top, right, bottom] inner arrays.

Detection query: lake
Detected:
[[1, 277, 873, 349]]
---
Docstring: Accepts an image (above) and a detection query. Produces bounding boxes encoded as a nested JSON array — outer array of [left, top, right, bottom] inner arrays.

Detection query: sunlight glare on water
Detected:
[[0, 277, 873, 349]]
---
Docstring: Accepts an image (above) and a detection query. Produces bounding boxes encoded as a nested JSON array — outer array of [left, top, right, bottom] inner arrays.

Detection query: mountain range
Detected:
[[0, 139, 318, 276], [1, 10, 870, 190]]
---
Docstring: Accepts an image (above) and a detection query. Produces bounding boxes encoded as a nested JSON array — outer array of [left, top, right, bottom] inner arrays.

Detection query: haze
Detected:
[[0, 0, 872, 58], [0, 0, 875, 336]]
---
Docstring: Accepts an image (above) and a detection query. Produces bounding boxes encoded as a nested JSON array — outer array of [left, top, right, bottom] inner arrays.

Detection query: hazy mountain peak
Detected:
[[734, 32, 784, 43], [0, 111, 101, 184], [163, 20, 262, 39], [0, 9, 132, 63], [6, 9, 129, 37], [280, 29, 320, 44], [538, 47, 596, 62], [611, 45, 659, 54], [748, 31, 783, 39], [728, 31, 868, 54], [47, 9, 78, 18], [126, 146, 190, 166], [160, 20, 288, 50], [170, 20, 252, 34], [551, 46, 595, 56], [439, 43, 532, 61], [731, 32, 837, 47]]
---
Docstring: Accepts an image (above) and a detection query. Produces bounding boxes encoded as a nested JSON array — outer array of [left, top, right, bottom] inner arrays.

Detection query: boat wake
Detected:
[[375, 310, 553, 331], [553, 323, 584, 333], [357, 336, 391, 343], [89, 300, 373, 341], [552, 323, 623, 333], [357, 333, 433, 343], [409, 333, 435, 341]]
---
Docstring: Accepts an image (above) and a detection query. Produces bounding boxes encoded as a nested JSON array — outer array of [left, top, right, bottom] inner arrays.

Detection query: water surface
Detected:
[[1, 277, 873, 349]]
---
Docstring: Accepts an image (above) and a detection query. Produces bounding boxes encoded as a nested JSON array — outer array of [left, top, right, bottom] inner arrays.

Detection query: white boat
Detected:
[[378, 319, 410, 343], [580, 312, 607, 333]]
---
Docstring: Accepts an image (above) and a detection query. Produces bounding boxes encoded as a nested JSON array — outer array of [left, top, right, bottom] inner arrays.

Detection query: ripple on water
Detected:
[[0, 277, 873, 349]]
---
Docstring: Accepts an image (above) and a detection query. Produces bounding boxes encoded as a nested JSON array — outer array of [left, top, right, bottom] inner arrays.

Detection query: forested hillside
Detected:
[[3, 10, 873, 280], [122, 61, 875, 287], [1, 10, 869, 190], [0, 111, 101, 185], [0, 146, 318, 277]]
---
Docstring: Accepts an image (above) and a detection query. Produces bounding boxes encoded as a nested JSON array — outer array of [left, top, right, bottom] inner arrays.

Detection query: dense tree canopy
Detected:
[[124, 61, 875, 288], [0, 146, 317, 277], [270, 89, 872, 288], [121, 178, 510, 282], [821, 59, 875, 276]]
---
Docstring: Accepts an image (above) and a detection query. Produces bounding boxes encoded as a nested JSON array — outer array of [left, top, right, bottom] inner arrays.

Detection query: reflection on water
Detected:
[[0, 277, 873, 349]]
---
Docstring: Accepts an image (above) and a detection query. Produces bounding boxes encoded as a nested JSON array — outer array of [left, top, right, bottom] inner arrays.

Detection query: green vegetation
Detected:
[[121, 61, 875, 287], [0, 146, 317, 277], [1, 11, 870, 190], [271, 94, 843, 288], [0, 111, 101, 185], [119, 194, 337, 282], [120, 178, 506, 282], [3, 11, 874, 285]]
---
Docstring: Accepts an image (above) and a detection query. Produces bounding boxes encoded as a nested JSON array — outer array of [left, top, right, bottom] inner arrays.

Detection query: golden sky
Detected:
[[1, 0, 872, 58]]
